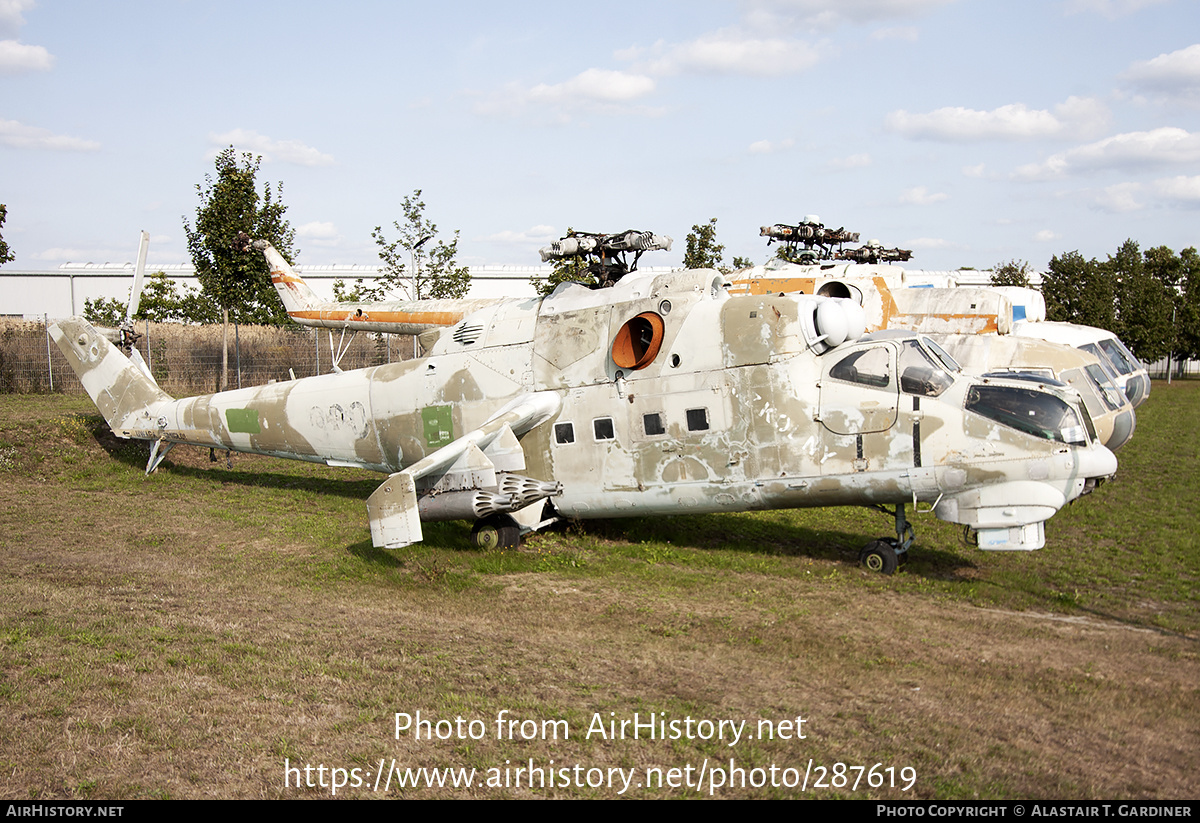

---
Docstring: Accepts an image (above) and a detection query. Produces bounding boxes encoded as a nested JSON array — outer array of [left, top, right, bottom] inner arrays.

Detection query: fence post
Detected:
[[235, 321, 242, 389], [44, 314, 54, 392]]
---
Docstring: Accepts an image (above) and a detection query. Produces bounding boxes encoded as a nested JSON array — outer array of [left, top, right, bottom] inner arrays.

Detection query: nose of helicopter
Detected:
[[1075, 442, 1118, 499]]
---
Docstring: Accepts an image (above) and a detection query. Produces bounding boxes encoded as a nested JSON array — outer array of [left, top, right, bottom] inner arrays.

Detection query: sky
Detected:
[[2, 0, 1199, 276]]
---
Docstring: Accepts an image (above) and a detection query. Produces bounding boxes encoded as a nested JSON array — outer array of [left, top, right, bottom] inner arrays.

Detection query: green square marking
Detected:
[[225, 408, 261, 434], [422, 405, 453, 447]]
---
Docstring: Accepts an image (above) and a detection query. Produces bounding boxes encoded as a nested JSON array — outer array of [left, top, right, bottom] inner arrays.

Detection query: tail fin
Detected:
[[252, 239, 323, 317], [50, 318, 173, 438]]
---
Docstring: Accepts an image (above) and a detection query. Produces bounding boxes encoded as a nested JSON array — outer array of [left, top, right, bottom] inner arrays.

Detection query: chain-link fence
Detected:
[[0, 319, 415, 396]]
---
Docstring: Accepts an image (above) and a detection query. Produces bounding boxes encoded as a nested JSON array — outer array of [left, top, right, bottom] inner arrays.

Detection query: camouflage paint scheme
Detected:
[[732, 261, 1141, 449], [51, 252, 1118, 559]]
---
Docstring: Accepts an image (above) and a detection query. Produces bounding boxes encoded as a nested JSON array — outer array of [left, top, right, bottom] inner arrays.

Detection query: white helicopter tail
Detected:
[[50, 317, 173, 438], [250, 238, 323, 317]]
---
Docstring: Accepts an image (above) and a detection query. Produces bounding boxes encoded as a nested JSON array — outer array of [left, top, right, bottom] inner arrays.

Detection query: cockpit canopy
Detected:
[[828, 337, 957, 398], [965, 384, 1088, 445]]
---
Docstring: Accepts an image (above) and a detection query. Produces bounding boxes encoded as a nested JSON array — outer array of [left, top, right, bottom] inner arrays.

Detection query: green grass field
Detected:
[[0, 384, 1196, 799]]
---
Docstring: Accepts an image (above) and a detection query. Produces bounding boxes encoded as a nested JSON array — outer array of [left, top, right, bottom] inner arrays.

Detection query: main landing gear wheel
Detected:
[[859, 540, 899, 575], [470, 513, 520, 551]]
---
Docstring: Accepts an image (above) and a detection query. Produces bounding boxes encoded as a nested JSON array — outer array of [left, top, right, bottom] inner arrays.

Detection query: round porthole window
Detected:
[[612, 312, 665, 370]]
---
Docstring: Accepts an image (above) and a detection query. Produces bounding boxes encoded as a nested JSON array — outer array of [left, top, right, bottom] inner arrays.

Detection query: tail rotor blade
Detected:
[[125, 230, 150, 326]]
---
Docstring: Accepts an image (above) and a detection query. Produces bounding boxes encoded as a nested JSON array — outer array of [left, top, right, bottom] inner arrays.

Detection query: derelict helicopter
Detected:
[[744, 217, 1151, 409], [51, 230, 1118, 574], [731, 217, 1141, 450]]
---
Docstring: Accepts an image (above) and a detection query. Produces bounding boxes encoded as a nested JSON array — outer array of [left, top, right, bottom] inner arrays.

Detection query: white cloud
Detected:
[[528, 68, 654, 103], [475, 69, 662, 121], [640, 32, 825, 76], [906, 237, 955, 249], [0, 39, 51, 73], [482, 226, 559, 245], [1034, 229, 1060, 242], [0, 118, 99, 151], [297, 222, 342, 246], [1123, 44, 1200, 97], [1064, 0, 1168, 18], [1015, 127, 1200, 180], [1072, 177, 1200, 213], [209, 129, 335, 167], [743, 0, 957, 31], [1154, 175, 1200, 206], [886, 96, 1108, 141], [962, 163, 986, 177], [1093, 182, 1144, 212], [899, 186, 948, 205], [750, 138, 795, 154], [828, 152, 872, 169], [0, 0, 35, 38]]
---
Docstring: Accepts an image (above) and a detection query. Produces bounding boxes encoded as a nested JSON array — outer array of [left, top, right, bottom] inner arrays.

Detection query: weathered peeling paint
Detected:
[[53, 254, 1118, 556]]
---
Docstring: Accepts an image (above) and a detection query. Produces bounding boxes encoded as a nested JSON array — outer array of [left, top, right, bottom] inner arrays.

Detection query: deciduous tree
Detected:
[[371, 190, 470, 301], [0, 204, 14, 266], [83, 272, 218, 327], [683, 218, 725, 270], [1107, 239, 1174, 363], [990, 259, 1032, 288], [1041, 250, 1116, 331], [1175, 247, 1200, 363], [183, 147, 296, 387]]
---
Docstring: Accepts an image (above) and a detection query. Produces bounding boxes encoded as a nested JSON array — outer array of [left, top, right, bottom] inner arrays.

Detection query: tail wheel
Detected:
[[470, 513, 520, 551], [859, 539, 899, 575]]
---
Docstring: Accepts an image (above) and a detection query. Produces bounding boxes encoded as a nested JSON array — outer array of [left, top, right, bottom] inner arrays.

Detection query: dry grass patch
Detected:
[[0, 391, 1196, 799]]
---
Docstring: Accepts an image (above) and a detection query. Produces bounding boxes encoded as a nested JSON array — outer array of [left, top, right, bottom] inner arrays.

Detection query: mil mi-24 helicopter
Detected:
[[732, 217, 1141, 450], [51, 228, 1118, 574]]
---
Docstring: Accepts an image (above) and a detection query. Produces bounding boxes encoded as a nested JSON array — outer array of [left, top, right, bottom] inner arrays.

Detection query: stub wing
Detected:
[[366, 392, 562, 549]]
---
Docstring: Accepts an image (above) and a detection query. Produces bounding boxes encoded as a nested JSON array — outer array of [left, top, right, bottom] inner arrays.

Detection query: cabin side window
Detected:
[[593, 417, 615, 441], [643, 412, 666, 436], [829, 347, 891, 388], [554, 422, 575, 444], [686, 408, 710, 432]]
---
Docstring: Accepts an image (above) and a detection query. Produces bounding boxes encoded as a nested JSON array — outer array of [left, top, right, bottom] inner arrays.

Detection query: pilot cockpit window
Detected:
[[899, 340, 954, 397], [1084, 364, 1124, 411], [554, 422, 575, 444], [1098, 338, 1140, 374], [921, 337, 961, 373], [829, 347, 890, 388], [965, 385, 1088, 445]]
